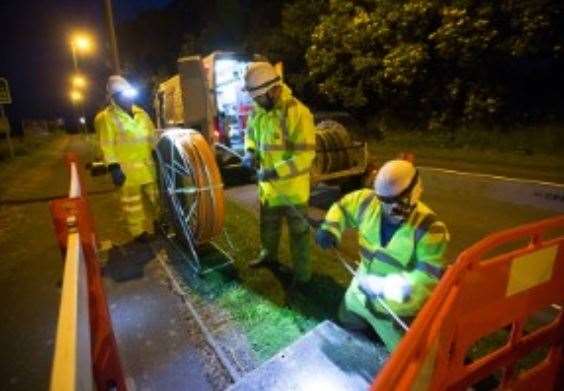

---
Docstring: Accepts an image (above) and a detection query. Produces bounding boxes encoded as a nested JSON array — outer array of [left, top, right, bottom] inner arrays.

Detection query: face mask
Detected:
[[255, 94, 275, 111], [112, 94, 134, 113], [380, 179, 422, 224], [382, 198, 414, 224]]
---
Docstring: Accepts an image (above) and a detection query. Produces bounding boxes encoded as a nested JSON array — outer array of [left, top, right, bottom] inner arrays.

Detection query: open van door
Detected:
[[177, 56, 214, 144]]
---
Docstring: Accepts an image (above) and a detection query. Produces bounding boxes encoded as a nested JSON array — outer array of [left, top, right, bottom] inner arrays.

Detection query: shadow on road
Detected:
[[104, 240, 155, 281]]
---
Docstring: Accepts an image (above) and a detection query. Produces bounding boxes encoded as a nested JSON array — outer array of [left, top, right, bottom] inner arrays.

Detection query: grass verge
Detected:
[[169, 199, 351, 362], [364, 127, 564, 183], [0, 132, 64, 163]]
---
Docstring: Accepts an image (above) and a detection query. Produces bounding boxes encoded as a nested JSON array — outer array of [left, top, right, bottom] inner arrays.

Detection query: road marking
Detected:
[[420, 166, 564, 188]]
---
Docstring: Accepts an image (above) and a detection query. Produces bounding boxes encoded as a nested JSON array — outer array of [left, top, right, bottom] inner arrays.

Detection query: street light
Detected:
[[73, 35, 92, 51], [71, 74, 87, 89], [70, 33, 93, 69], [68, 32, 93, 134], [70, 90, 83, 103]]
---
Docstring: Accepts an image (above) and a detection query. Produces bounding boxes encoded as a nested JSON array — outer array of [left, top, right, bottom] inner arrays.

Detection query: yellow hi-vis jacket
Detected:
[[321, 189, 450, 317], [244, 84, 316, 206], [95, 103, 156, 186]]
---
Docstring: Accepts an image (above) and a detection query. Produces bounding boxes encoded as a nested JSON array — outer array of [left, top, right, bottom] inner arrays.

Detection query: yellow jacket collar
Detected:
[[109, 101, 142, 116]]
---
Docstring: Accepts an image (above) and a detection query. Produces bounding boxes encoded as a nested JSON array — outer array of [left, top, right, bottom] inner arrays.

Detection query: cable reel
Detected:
[[155, 128, 225, 273], [313, 120, 353, 175]]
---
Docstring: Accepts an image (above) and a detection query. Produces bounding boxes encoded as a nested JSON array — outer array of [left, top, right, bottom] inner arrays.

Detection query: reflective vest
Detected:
[[95, 103, 156, 186], [244, 84, 316, 206], [321, 189, 450, 317]]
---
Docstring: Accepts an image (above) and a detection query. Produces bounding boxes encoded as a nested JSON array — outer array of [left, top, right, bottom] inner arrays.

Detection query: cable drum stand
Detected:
[[154, 128, 239, 275]]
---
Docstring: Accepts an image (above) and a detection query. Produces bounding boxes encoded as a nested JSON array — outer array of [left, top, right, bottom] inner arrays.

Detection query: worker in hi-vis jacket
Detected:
[[95, 75, 157, 242], [242, 62, 316, 286], [316, 159, 450, 351]]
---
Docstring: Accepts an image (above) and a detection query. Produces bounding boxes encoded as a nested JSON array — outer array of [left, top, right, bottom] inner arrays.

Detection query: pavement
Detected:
[[101, 240, 231, 391]]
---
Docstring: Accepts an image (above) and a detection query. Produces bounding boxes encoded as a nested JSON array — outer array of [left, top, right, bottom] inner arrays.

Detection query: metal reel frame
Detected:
[[154, 128, 234, 275]]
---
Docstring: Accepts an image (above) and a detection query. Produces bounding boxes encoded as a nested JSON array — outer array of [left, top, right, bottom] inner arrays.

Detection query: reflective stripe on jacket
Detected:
[[95, 103, 156, 186], [244, 84, 316, 206], [322, 189, 450, 317]]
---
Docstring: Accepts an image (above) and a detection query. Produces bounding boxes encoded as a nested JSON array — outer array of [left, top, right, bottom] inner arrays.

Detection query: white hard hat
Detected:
[[244, 62, 281, 98], [107, 75, 135, 96], [375, 160, 421, 202]]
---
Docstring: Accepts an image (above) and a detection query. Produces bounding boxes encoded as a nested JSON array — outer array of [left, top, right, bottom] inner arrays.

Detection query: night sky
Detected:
[[1, 0, 172, 133]]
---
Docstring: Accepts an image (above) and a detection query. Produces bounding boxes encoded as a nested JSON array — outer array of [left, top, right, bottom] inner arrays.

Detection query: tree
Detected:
[[245, 0, 329, 103], [306, 0, 564, 128]]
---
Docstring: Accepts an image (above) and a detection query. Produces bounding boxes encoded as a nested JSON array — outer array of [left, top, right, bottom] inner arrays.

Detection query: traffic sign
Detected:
[[0, 78, 12, 104]]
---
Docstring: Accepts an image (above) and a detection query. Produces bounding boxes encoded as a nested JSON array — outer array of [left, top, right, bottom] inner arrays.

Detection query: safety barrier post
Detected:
[[372, 215, 564, 390], [50, 154, 127, 390], [50, 217, 93, 391]]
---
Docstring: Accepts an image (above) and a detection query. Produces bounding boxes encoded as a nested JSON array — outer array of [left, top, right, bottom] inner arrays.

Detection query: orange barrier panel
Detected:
[[372, 215, 564, 390], [50, 154, 127, 390]]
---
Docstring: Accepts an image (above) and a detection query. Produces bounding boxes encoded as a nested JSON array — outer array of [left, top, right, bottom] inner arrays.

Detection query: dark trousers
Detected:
[[260, 202, 311, 282]]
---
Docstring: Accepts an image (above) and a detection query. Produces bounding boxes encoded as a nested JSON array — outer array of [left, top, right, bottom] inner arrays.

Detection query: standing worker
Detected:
[[95, 75, 158, 242], [315, 160, 450, 351], [242, 62, 316, 286]]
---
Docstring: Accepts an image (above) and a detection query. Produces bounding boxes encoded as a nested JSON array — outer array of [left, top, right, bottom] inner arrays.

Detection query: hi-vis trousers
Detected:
[[119, 182, 158, 237]]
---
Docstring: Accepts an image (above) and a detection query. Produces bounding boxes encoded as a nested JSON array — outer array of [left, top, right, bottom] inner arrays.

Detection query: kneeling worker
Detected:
[[95, 75, 158, 241], [315, 159, 450, 351]]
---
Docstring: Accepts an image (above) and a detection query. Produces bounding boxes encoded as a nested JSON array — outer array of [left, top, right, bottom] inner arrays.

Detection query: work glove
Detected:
[[241, 152, 257, 171], [358, 274, 412, 303], [257, 168, 278, 182], [108, 163, 126, 187], [315, 228, 338, 250]]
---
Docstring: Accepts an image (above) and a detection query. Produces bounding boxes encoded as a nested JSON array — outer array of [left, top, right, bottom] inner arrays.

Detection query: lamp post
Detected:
[[69, 33, 92, 133], [103, 0, 121, 74]]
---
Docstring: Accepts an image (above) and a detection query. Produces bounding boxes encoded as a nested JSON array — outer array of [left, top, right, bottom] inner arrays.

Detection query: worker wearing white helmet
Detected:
[[242, 62, 316, 286], [94, 75, 157, 242], [315, 159, 450, 351]]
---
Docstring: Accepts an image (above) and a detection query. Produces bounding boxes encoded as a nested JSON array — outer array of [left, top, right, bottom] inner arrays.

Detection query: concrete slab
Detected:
[[228, 320, 388, 391]]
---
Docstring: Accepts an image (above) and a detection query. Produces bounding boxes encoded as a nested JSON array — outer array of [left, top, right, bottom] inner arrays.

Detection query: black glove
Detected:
[[241, 152, 257, 171], [315, 228, 338, 250], [257, 168, 278, 182], [108, 163, 126, 187]]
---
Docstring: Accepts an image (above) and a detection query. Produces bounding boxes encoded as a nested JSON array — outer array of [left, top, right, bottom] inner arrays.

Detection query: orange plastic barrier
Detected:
[[373, 215, 564, 390], [50, 154, 127, 390]]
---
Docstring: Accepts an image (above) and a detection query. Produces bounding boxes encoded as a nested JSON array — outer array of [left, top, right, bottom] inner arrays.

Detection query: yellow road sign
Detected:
[[0, 78, 12, 104]]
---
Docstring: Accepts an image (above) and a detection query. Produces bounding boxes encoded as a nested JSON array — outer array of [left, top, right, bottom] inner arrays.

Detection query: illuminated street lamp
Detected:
[[72, 74, 87, 89], [73, 35, 92, 51], [68, 33, 93, 133], [70, 90, 83, 103], [70, 33, 93, 69]]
